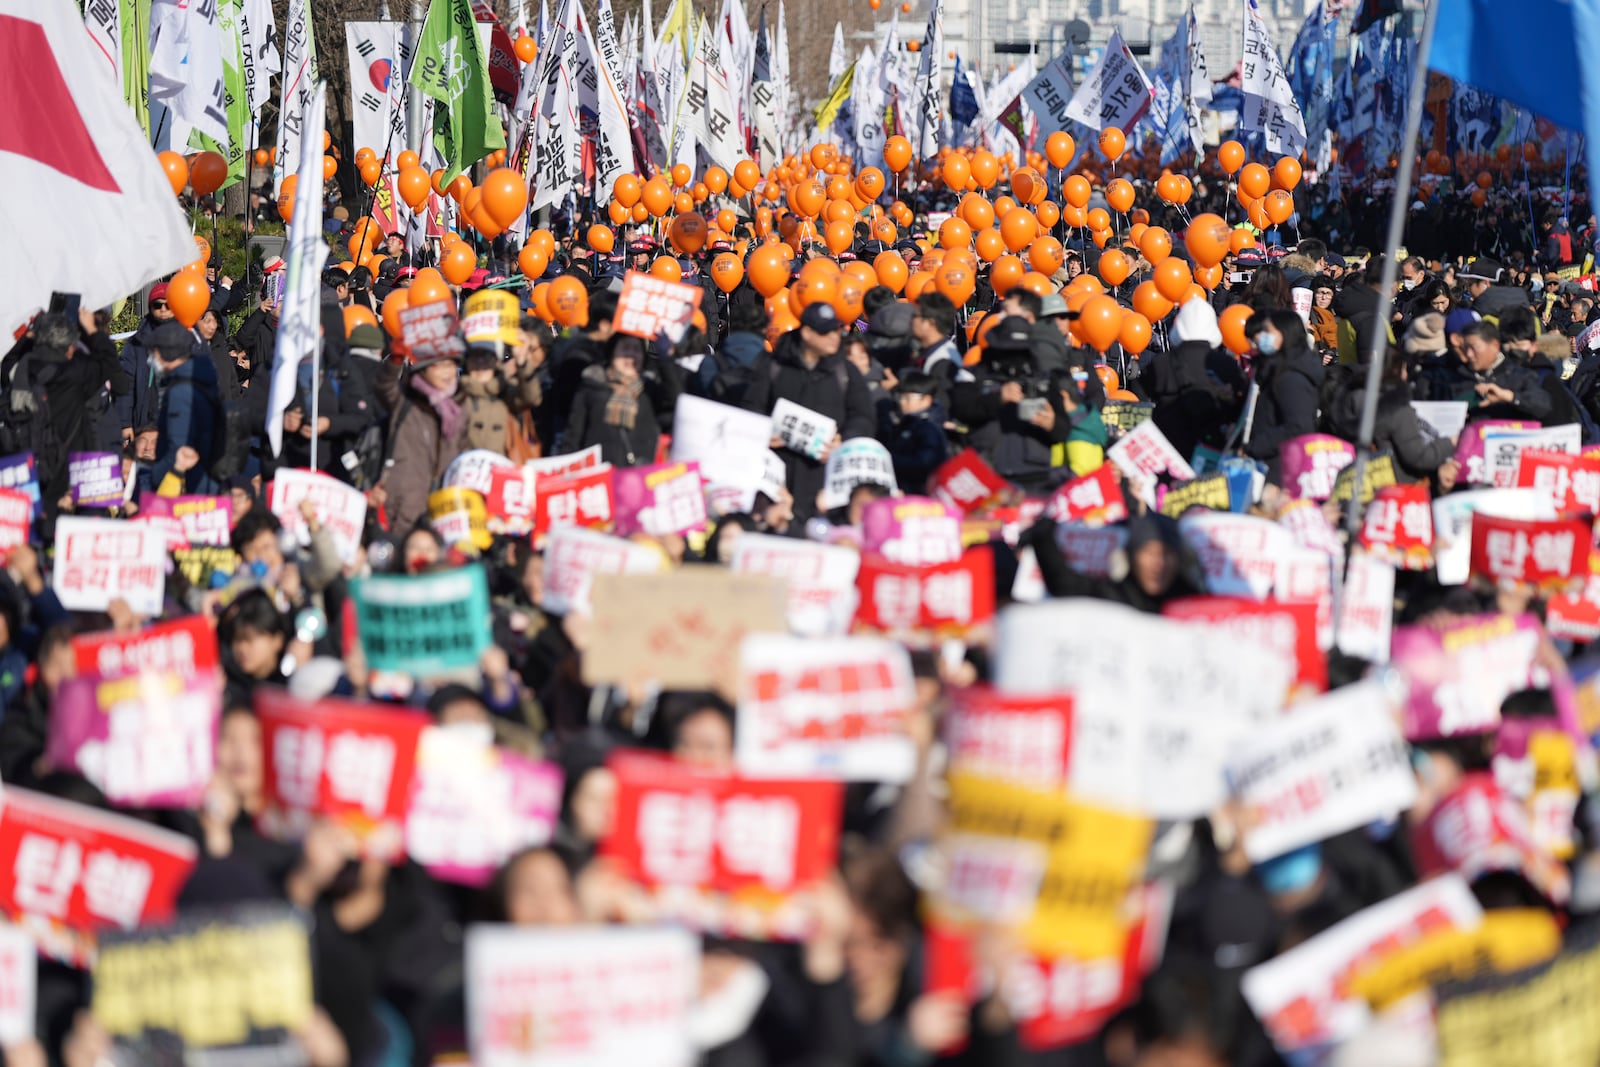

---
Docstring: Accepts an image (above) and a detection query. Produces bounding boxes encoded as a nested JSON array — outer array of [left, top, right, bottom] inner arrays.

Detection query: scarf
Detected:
[[409, 372, 465, 443], [604, 370, 643, 430]]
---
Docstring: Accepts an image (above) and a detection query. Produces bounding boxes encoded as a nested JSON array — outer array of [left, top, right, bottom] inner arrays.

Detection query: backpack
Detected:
[[0, 356, 58, 459], [706, 348, 773, 408]]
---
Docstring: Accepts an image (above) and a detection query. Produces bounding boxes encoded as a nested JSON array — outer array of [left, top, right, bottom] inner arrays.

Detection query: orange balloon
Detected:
[[939, 216, 973, 250], [935, 261, 975, 305], [641, 178, 674, 216], [381, 288, 410, 337], [883, 136, 912, 173], [873, 250, 909, 293], [671, 212, 708, 253], [1194, 264, 1223, 290], [1078, 295, 1123, 352], [158, 151, 188, 196], [1217, 140, 1246, 175], [480, 168, 529, 228], [748, 244, 791, 296], [1174, 176, 1193, 205], [528, 229, 556, 260], [734, 159, 762, 189], [1105, 178, 1135, 214], [1036, 202, 1060, 230], [441, 244, 477, 285], [974, 228, 1005, 262], [1139, 226, 1172, 264], [1098, 127, 1126, 160], [1062, 204, 1088, 228], [1000, 208, 1037, 252], [1118, 313, 1152, 355], [825, 219, 855, 254], [1264, 190, 1295, 226], [587, 225, 615, 252], [1045, 132, 1076, 169], [711, 253, 744, 293], [1183, 213, 1232, 267], [359, 159, 382, 187], [792, 181, 826, 218], [1154, 258, 1192, 302], [671, 162, 693, 187], [989, 255, 1025, 296], [514, 34, 538, 63], [519, 244, 549, 279], [1247, 198, 1272, 230], [189, 152, 228, 196], [1229, 229, 1257, 254], [397, 166, 430, 209], [614, 174, 642, 207], [705, 166, 729, 194], [548, 276, 589, 327], [1028, 236, 1064, 275], [448, 174, 472, 203], [960, 194, 995, 231], [970, 151, 999, 189], [1098, 249, 1131, 287], [1471, 188, 1488, 207], [343, 304, 379, 336], [631, 202, 649, 223], [1219, 303, 1254, 356], [1132, 281, 1173, 321], [1086, 208, 1111, 233], [1063, 174, 1092, 208], [1239, 162, 1271, 200], [253, 148, 270, 167], [165, 272, 209, 327], [942, 154, 971, 191], [1018, 271, 1054, 297], [408, 268, 452, 308], [1272, 156, 1302, 191], [651, 257, 683, 282]]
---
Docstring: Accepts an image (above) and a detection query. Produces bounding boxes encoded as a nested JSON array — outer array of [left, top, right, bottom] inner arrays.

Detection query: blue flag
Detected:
[[950, 54, 978, 130]]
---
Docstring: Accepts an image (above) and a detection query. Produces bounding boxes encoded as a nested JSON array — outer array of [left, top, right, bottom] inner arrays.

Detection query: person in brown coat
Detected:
[[376, 353, 468, 537], [458, 337, 544, 457], [1308, 277, 1340, 355]]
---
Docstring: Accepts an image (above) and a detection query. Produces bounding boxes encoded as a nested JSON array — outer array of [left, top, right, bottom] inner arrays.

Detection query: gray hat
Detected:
[[150, 321, 194, 358], [869, 301, 915, 339], [1039, 293, 1078, 320], [1403, 312, 1446, 354], [1458, 257, 1504, 283], [800, 302, 844, 333]]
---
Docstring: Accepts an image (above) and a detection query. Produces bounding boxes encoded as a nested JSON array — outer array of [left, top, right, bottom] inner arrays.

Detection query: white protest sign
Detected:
[[269, 468, 369, 565], [465, 925, 699, 1067], [540, 526, 665, 616], [730, 533, 861, 637], [1411, 401, 1468, 442], [1484, 424, 1580, 488], [1335, 551, 1396, 663], [736, 634, 917, 782], [670, 394, 774, 508], [445, 449, 518, 496], [1179, 511, 1294, 601], [822, 438, 899, 509], [1107, 420, 1194, 508], [1061, 30, 1152, 135], [1227, 682, 1416, 861], [1432, 487, 1556, 586], [1275, 545, 1334, 651], [0, 923, 34, 1044], [52, 517, 167, 616], [770, 398, 838, 462]]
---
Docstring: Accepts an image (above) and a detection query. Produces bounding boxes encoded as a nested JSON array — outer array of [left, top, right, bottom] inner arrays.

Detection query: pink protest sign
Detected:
[[1454, 420, 1537, 485], [611, 460, 708, 537], [1279, 435, 1355, 501], [137, 494, 234, 547], [860, 496, 964, 566], [1390, 613, 1544, 740]]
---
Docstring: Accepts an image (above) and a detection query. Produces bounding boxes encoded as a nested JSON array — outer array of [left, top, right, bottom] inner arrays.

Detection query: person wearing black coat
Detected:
[[560, 333, 663, 467], [1242, 310, 1325, 482], [1024, 512, 1203, 613], [1322, 349, 1459, 484], [1145, 302, 1243, 462], [1458, 320, 1554, 423], [196, 307, 242, 404], [231, 299, 279, 388], [279, 348, 383, 476]]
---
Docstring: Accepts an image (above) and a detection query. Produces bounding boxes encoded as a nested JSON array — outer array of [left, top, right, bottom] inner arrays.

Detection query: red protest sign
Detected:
[[615, 271, 703, 342], [1516, 448, 1600, 516], [398, 302, 466, 362], [0, 487, 30, 561], [1358, 482, 1434, 571], [1469, 514, 1591, 590], [854, 546, 996, 637], [483, 465, 534, 533], [945, 687, 1074, 787], [929, 451, 1010, 513], [71, 615, 219, 680], [0, 787, 196, 962], [534, 466, 614, 544], [255, 689, 429, 855], [1548, 575, 1600, 642], [1046, 464, 1127, 525], [1164, 596, 1326, 694]]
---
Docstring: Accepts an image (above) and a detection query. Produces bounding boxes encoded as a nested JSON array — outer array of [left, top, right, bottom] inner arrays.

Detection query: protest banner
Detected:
[[770, 398, 838, 461], [173, 546, 238, 588], [67, 451, 124, 508], [1391, 613, 1544, 740], [1334, 551, 1395, 663], [1278, 496, 1345, 561], [1241, 875, 1483, 1054], [1274, 545, 1335, 651], [1099, 401, 1153, 435], [398, 300, 466, 361], [601, 751, 843, 939], [1413, 773, 1571, 905], [255, 688, 430, 853], [71, 615, 219, 679], [1469, 514, 1590, 591], [1359, 482, 1433, 569], [1157, 471, 1230, 518], [136, 494, 233, 547], [484, 464, 536, 533], [0, 487, 28, 561], [735, 634, 917, 782], [945, 687, 1073, 787], [1329, 453, 1395, 504], [1435, 921, 1600, 1067], [94, 904, 313, 1065], [1412, 401, 1468, 441], [1548, 574, 1600, 643], [533, 464, 614, 542], [465, 925, 699, 1067], [405, 726, 563, 886], [611, 461, 708, 537], [1515, 447, 1600, 515], [444, 448, 517, 496], [1279, 434, 1356, 501], [670, 395, 773, 509], [1494, 718, 1584, 858], [821, 438, 899, 509], [427, 486, 492, 551], [1107, 420, 1194, 506], [853, 547, 996, 639], [930, 450, 1009, 513], [51, 516, 166, 616], [0, 787, 197, 964], [935, 773, 1152, 959], [351, 566, 492, 676], [540, 526, 665, 615], [1484, 423, 1581, 488], [1179, 510, 1294, 600], [615, 270, 703, 343], [1163, 597, 1325, 693], [1455, 420, 1539, 485], [1347, 909, 1562, 1012], [584, 570, 786, 689], [1227, 682, 1415, 860], [0, 453, 40, 516], [860, 496, 964, 565], [0, 924, 34, 1044], [730, 533, 860, 637], [1433, 486, 1556, 585], [268, 468, 368, 565], [1048, 464, 1128, 524], [48, 668, 221, 810], [1055, 523, 1127, 578]]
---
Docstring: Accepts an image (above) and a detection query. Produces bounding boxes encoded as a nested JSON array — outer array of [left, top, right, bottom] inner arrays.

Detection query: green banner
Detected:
[[217, 0, 248, 188], [351, 565, 492, 676], [121, 0, 151, 139], [408, 0, 506, 183]]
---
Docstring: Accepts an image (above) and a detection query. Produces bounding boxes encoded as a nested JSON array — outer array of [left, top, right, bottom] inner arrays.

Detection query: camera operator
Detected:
[[949, 315, 1067, 494]]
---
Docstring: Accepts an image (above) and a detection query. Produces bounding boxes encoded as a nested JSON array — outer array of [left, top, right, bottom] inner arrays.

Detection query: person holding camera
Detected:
[[953, 316, 1068, 494]]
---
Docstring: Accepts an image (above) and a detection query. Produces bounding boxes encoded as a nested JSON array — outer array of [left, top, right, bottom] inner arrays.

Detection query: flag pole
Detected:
[[1334, 0, 1439, 637]]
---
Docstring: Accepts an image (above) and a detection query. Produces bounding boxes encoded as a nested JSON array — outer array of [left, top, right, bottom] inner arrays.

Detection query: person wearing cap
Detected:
[[878, 370, 948, 491], [764, 301, 875, 522], [148, 319, 222, 493], [1459, 257, 1531, 320]]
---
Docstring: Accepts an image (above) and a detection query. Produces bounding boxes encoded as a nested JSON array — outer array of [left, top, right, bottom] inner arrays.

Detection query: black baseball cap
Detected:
[[800, 302, 844, 333]]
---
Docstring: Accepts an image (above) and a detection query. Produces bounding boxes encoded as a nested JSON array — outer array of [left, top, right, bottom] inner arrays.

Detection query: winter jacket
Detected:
[[1323, 379, 1455, 483], [459, 365, 542, 455], [1472, 284, 1533, 321], [1307, 305, 1339, 351], [694, 329, 767, 404], [1470, 354, 1555, 423], [116, 317, 174, 432], [377, 363, 468, 537], [541, 331, 606, 450], [1245, 344, 1326, 480], [16, 329, 126, 504], [561, 364, 662, 467], [204, 329, 241, 404], [230, 308, 277, 382], [151, 354, 222, 493], [1145, 340, 1239, 460], [280, 353, 383, 474], [1060, 404, 1109, 476], [879, 401, 948, 492], [761, 331, 877, 521]]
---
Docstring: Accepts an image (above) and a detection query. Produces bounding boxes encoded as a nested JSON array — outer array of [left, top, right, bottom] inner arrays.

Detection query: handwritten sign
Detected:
[[1280, 435, 1355, 501], [615, 270, 703, 343], [268, 468, 368, 565]]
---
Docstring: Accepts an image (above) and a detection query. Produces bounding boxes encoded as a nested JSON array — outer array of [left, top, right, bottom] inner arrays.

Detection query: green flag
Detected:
[[409, 0, 506, 183], [121, 0, 150, 139]]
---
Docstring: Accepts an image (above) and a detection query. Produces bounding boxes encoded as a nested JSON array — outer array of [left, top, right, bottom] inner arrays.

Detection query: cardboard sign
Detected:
[[255, 688, 430, 852], [1469, 514, 1590, 590], [1157, 471, 1230, 518], [1048, 464, 1127, 524], [136, 494, 232, 547], [0, 924, 33, 1044], [0, 453, 40, 517], [735, 634, 917, 782], [1280, 434, 1356, 501], [1484, 423, 1581, 488], [584, 570, 786, 689], [930, 450, 1010, 512], [945, 687, 1074, 788], [268, 468, 368, 565], [730, 533, 860, 637], [853, 547, 996, 637], [52, 516, 166, 616], [534, 464, 615, 543], [1360, 482, 1434, 569], [0, 487, 29, 560], [601, 752, 843, 939], [398, 300, 466, 361], [821, 437, 899, 510], [540, 526, 665, 615], [48, 669, 221, 810], [1242, 876, 1483, 1054], [1163, 597, 1325, 694], [670, 395, 774, 508], [770, 398, 837, 461], [0, 788, 197, 962], [1390, 613, 1544, 740], [1329, 453, 1395, 505], [1180, 510, 1295, 601], [352, 565, 493, 676], [465, 925, 699, 1067], [405, 727, 563, 887], [860, 496, 963, 565], [1515, 447, 1600, 515], [68, 451, 125, 507], [1227, 681, 1416, 860], [1412, 400, 1468, 442], [611, 460, 708, 537], [1433, 487, 1557, 586], [1455, 420, 1539, 485], [1333, 551, 1395, 663], [615, 270, 703, 343], [94, 905, 313, 1065]]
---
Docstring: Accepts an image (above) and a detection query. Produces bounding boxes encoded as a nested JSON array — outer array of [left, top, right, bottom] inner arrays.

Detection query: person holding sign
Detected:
[[560, 335, 669, 468], [376, 343, 469, 538]]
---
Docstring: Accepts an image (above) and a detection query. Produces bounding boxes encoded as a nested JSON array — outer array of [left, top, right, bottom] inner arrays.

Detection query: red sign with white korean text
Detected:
[[1164, 597, 1326, 694], [929, 450, 1010, 513], [398, 301, 465, 362], [255, 689, 429, 856], [0, 787, 197, 964], [614, 271, 703, 343], [1548, 574, 1600, 643], [945, 687, 1074, 787], [0, 487, 30, 561], [601, 751, 843, 939], [484, 465, 535, 533], [1046, 464, 1127, 525], [1359, 482, 1434, 571], [71, 615, 219, 680], [1516, 448, 1600, 516], [854, 546, 996, 637], [1469, 514, 1591, 590], [534, 465, 614, 544]]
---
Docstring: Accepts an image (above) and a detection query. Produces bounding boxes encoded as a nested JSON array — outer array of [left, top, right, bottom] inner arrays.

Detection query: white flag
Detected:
[[829, 22, 846, 82], [1242, 0, 1308, 157], [911, 0, 944, 161], [637, 0, 669, 168], [0, 0, 196, 340], [774, 0, 791, 149], [241, 0, 280, 118], [83, 0, 121, 82], [580, 2, 635, 198], [1061, 29, 1153, 136], [854, 44, 885, 170], [345, 22, 410, 159], [268, 81, 330, 459], [683, 16, 741, 170], [1179, 5, 1212, 154], [529, 0, 582, 212], [149, 0, 230, 148], [274, 0, 319, 195]]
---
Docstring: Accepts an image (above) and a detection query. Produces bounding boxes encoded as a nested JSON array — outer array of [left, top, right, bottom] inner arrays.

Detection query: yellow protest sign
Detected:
[[428, 487, 491, 551], [1437, 923, 1600, 1067], [1159, 473, 1231, 518], [1347, 909, 1561, 1011]]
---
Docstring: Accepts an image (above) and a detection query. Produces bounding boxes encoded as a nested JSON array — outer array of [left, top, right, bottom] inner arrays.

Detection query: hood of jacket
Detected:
[[720, 330, 767, 366], [1172, 300, 1224, 347]]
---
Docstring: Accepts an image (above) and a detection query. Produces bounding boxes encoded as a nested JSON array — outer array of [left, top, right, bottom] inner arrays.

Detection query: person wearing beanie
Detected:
[[1146, 300, 1246, 460], [1404, 311, 1471, 403], [1022, 511, 1201, 613]]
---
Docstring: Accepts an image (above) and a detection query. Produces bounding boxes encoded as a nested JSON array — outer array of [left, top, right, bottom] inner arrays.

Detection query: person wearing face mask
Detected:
[[376, 347, 470, 538], [1242, 309, 1325, 481]]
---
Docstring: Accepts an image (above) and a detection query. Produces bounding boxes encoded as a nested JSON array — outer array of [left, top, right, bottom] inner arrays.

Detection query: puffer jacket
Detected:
[[377, 363, 468, 537], [459, 366, 542, 455]]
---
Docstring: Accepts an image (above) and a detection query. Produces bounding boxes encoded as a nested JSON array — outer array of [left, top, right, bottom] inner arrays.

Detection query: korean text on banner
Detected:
[[730, 533, 861, 637], [533, 464, 614, 543], [611, 460, 708, 537], [351, 566, 492, 676], [930, 450, 1009, 513], [466, 925, 700, 1067], [945, 687, 1074, 788], [94, 904, 313, 1065], [0, 487, 29, 560], [1163, 596, 1325, 694], [1279, 434, 1355, 501], [51, 516, 167, 616], [268, 468, 369, 565], [1516, 447, 1600, 515], [1432, 487, 1556, 586], [584, 570, 786, 689], [71, 616, 219, 680], [823, 438, 899, 509], [539, 526, 665, 616], [1179, 510, 1294, 600], [135, 494, 233, 547], [854, 547, 996, 638], [615, 270, 703, 343], [861, 496, 963, 565], [68, 452, 126, 508], [1390, 613, 1544, 741], [399, 301, 467, 363]]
